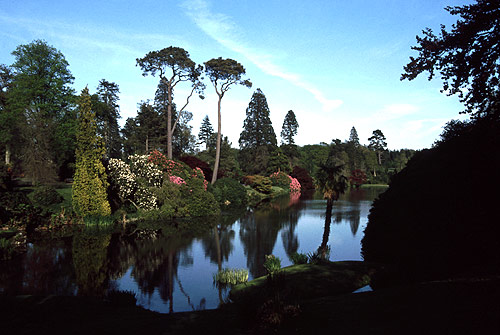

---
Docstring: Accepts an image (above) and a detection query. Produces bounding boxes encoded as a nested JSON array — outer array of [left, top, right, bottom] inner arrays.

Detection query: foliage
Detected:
[[315, 143, 349, 202], [266, 147, 291, 175], [243, 175, 273, 194], [269, 171, 291, 189], [8, 40, 75, 183], [239, 88, 277, 149], [32, 185, 64, 207], [362, 116, 500, 281], [72, 87, 111, 217], [368, 129, 387, 165], [204, 57, 251, 184], [290, 166, 315, 191], [263, 254, 282, 277], [289, 252, 308, 265], [349, 169, 367, 188], [213, 268, 249, 288], [137, 46, 204, 159], [280, 110, 299, 145], [212, 177, 248, 208], [348, 126, 360, 145], [94, 79, 122, 159], [198, 115, 214, 150], [401, 1, 500, 118], [179, 155, 213, 182]]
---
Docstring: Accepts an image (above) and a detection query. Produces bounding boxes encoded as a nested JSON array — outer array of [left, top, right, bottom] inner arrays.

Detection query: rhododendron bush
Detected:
[[269, 171, 301, 193], [107, 151, 218, 217]]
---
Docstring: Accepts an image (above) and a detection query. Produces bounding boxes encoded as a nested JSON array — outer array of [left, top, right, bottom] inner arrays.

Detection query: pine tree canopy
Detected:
[[239, 88, 277, 149]]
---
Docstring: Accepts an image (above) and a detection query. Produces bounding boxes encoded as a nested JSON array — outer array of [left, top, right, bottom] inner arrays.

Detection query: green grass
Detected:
[[361, 184, 389, 188]]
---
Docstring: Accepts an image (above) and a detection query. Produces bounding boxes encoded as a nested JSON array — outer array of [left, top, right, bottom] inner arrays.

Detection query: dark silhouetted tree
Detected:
[[401, 1, 500, 118]]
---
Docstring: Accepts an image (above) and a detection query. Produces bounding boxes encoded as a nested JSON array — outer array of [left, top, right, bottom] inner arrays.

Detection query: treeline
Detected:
[[0, 39, 414, 186]]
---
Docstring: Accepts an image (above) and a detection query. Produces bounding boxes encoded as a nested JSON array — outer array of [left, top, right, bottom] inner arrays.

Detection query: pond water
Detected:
[[0, 188, 385, 313]]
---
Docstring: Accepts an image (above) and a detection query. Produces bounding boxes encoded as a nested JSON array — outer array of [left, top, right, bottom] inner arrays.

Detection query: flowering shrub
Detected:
[[269, 171, 301, 193], [148, 150, 187, 178], [108, 158, 137, 200], [108, 151, 219, 216], [129, 154, 162, 188], [169, 175, 186, 185], [289, 176, 301, 193]]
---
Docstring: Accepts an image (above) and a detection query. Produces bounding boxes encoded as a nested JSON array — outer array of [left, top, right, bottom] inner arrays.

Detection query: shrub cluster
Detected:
[[243, 175, 273, 194], [32, 185, 64, 207], [213, 177, 248, 208], [291, 166, 315, 190]]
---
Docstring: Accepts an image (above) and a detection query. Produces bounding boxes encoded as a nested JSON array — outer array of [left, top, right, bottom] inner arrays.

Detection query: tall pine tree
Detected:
[[280, 110, 299, 145], [72, 87, 111, 217], [238, 89, 277, 174], [239, 88, 277, 149]]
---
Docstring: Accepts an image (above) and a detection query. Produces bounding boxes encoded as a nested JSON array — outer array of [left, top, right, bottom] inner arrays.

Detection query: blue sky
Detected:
[[0, 0, 472, 149]]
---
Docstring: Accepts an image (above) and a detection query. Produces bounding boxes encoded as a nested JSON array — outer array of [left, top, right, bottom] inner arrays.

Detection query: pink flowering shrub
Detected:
[[289, 176, 301, 193], [169, 175, 186, 185]]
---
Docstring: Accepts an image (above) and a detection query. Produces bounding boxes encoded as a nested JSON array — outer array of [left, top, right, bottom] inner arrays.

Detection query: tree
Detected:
[[348, 126, 360, 146], [315, 142, 349, 243], [401, 1, 500, 118], [368, 129, 387, 165], [95, 79, 122, 159], [136, 46, 204, 159], [172, 110, 196, 156], [239, 88, 277, 149], [8, 40, 75, 183], [198, 115, 214, 150], [280, 110, 299, 145], [72, 87, 111, 216], [204, 57, 251, 184], [0, 64, 19, 166]]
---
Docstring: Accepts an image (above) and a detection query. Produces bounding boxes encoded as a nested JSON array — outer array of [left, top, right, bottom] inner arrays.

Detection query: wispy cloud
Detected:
[[181, 0, 343, 112]]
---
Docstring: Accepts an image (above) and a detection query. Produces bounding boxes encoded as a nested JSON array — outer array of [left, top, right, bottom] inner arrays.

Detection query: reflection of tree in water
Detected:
[[1, 238, 76, 295], [106, 220, 212, 313], [240, 195, 307, 278], [200, 214, 238, 268], [72, 228, 112, 297]]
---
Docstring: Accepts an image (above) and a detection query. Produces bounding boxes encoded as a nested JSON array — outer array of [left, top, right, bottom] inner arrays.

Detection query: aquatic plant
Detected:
[[290, 252, 308, 265], [213, 268, 249, 288]]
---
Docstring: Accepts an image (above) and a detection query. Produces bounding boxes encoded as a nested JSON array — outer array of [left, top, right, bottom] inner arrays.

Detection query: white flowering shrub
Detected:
[[129, 154, 163, 188], [108, 158, 137, 200]]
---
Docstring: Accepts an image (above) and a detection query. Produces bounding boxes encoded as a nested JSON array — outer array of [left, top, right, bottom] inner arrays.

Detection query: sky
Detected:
[[0, 0, 472, 150]]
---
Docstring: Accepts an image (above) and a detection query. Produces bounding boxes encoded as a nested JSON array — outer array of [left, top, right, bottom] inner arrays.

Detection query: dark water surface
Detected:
[[0, 188, 385, 313]]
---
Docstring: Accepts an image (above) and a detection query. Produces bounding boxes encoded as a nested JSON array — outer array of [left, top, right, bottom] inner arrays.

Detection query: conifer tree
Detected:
[[239, 88, 277, 149], [72, 87, 111, 217], [198, 115, 214, 150], [348, 126, 360, 146], [280, 110, 299, 145]]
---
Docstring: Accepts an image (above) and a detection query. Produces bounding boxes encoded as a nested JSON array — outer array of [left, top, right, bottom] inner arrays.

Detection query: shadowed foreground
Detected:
[[1, 262, 499, 334]]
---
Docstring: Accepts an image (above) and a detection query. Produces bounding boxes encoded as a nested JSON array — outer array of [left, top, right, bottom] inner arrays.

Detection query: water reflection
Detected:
[[0, 188, 385, 313]]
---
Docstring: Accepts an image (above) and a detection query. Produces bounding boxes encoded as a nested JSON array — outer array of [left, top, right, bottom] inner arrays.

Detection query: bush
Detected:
[[213, 177, 248, 208], [180, 155, 214, 182], [263, 254, 282, 276], [269, 171, 291, 189], [291, 166, 315, 190], [243, 175, 273, 194], [290, 252, 308, 265], [32, 185, 64, 207]]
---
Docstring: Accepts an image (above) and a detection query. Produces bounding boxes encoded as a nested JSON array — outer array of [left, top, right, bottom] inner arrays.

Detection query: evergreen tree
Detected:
[[137, 46, 204, 159], [198, 115, 214, 150], [172, 110, 196, 156], [239, 88, 277, 149], [72, 87, 111, 217], [368, 129, 387, 165], [204, 57, 251, 184], [280, 110, 299, 145], [348, 126, 360, 146], [95, 79, 122, 159]]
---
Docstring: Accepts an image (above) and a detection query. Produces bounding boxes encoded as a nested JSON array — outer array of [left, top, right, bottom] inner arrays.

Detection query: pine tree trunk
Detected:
[[167, 84, 173, 160], [212, 96, 222, 184]]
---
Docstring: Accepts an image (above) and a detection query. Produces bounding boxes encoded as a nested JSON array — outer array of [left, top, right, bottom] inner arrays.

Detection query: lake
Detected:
[[0, 187, 385, 313]]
